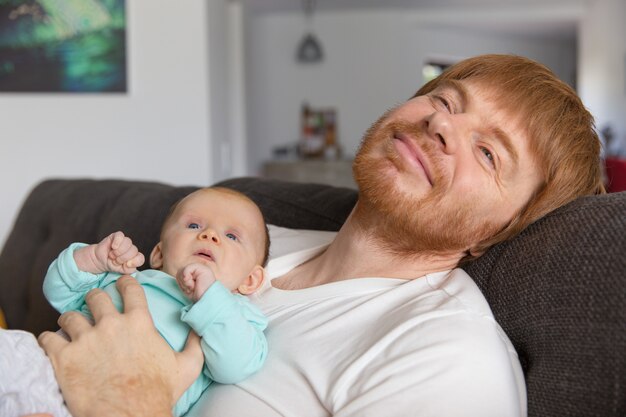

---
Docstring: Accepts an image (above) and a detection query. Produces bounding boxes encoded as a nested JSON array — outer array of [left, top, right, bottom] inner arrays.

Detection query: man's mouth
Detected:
[[392, 132, 434, 185]]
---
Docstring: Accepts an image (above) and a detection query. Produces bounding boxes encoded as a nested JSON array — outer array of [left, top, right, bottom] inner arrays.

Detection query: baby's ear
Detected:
[[238, 265, 265, 295], [149, 242, 164, 269]]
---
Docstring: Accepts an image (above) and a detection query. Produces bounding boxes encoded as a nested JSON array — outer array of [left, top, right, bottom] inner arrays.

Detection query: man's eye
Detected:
[[188, 223, 200, 229], [226, 233, 238, 241], [480, 147, 495, 167], [434, 95, 452, 113]]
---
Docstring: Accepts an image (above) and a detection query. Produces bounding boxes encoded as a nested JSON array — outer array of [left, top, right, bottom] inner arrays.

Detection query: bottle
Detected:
[[324, 109, 339, 160]]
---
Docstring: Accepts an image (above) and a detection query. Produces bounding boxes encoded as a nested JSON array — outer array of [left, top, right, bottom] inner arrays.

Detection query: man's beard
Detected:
[[352, 114, 502, 257]]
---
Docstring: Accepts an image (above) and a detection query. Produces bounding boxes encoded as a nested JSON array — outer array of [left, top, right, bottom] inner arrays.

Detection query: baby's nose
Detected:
[[200, 231, 219, 244]]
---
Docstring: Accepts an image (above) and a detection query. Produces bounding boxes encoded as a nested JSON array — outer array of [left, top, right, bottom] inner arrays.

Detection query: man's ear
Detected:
[[150, 242, 164, 269], [467, 246, 486, 259], [238, 265, 265, 295]]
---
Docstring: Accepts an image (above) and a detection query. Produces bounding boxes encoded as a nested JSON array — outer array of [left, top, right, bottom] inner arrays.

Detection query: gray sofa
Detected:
[[0, 177, 624, 417]]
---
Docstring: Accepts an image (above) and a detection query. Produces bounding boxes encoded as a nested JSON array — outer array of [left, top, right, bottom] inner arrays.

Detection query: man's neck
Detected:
[[272, 206, 465, 290]]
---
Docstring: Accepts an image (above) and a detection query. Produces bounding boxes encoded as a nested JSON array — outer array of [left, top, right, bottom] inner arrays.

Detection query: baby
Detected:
[[1, 187, 270, 417]]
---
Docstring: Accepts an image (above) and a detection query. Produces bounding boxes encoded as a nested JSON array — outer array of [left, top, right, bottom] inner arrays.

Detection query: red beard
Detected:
[[352, 114, 502, 257]]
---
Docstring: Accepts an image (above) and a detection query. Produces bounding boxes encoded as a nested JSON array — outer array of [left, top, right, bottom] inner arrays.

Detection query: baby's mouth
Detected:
[[195, 249, 215, 262]]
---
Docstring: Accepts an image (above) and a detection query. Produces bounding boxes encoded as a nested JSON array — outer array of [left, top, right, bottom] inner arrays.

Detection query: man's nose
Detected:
[[425, 111, 459, 155], [199, 230, 220, 244]]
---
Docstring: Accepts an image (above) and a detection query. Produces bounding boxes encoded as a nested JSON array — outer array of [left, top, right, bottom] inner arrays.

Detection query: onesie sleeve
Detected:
[[180, 281, 268, 384], [43, 243, 109, 314]]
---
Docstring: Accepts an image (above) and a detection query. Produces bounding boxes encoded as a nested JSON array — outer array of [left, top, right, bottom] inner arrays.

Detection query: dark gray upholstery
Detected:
[[0, 177, 624, 417], [463, 193, 626, 417]]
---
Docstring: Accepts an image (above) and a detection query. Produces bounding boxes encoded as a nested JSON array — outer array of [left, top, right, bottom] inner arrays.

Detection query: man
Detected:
[[38, 55, 603, 417]]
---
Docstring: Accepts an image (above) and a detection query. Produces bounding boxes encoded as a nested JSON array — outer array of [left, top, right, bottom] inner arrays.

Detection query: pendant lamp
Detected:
[[296, 0, 323, 63]]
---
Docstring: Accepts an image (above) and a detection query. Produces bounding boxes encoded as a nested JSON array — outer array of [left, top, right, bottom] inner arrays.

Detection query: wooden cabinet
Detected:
[[261, 159, 356, 189]]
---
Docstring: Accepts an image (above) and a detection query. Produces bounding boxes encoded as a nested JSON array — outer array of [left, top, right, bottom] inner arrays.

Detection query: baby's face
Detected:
[[155, 189, 266, 291]]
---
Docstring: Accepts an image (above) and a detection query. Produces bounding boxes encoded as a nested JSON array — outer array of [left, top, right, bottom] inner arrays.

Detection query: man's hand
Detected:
[[177, 263, 217, 302], [74, 231, 145, 275], [38, 276, 204, 417]]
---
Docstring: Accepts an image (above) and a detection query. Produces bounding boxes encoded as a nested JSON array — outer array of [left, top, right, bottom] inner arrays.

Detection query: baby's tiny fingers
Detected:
[[114, 237, 133, 257], [125, 252, 145, 269], [177, 278, 191, 293], [179, 272, 196, 290], [116, 244, 138, 263], [110, 231, 126, 250]]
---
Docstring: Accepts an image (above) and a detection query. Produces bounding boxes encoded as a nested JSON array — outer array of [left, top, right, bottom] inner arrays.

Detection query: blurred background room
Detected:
[[0, 0, 624, 248]]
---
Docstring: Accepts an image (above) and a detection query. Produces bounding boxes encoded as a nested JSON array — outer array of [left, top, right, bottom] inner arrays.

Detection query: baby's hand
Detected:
[[75, 231, 145, 275], [98, 231, 145, 274], [177, 263, 217, 302]]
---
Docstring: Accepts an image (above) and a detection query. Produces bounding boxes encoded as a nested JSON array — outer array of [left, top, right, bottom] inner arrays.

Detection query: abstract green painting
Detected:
[[0, 0, 127, 92]]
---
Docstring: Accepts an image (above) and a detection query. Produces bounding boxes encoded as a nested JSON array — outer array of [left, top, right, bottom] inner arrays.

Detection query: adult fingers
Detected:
[[116, 275, 149, 314], [84, 288, 118, 323], [173, 331, 204, 402], [37, 331, 68, 356], [57, 311, 92, 340]]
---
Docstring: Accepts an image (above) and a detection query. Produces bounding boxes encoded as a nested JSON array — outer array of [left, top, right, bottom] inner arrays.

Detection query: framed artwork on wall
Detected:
[[0, 0, 127, 93]]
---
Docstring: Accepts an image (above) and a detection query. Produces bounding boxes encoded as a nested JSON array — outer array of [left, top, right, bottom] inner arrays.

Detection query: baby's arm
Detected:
[[74, 231, 145, 275], [43, 232, 144, 314], [180, 276, 268, 384]]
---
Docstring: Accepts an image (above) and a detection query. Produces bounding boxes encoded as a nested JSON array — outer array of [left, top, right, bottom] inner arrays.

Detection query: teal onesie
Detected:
[[43, 243, 268, 416]]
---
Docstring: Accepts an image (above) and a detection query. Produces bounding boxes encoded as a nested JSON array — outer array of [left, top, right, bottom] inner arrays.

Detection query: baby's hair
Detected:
[[161, 187, 270, 267]]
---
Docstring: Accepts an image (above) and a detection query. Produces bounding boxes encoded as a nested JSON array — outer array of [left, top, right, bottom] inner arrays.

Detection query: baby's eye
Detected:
[[225, 233, 238, 241], [188, 223, 200, 229]]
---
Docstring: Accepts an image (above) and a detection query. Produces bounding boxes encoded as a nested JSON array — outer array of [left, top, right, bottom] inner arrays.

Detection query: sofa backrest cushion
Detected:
[[0, 177, 624, 417], [463, 192, 626, 417]]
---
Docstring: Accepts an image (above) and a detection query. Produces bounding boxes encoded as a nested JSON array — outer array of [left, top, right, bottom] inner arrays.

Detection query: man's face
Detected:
[[353, 79, 543, 255], [152, 189, 266, 291]]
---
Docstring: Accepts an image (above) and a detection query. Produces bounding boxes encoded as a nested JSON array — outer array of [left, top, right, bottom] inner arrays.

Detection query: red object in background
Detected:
[[604, 157, 626, 192]]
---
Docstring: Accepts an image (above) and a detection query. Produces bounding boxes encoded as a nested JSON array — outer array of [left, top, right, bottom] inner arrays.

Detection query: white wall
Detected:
[[0, 0, 222, 248], [4, 0, 617, 249], [578, 0, 626, 153], [208, 1, 249, 180], [244, 7, 577, 175]]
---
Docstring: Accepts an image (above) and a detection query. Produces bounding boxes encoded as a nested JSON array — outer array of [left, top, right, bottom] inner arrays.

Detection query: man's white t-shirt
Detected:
[[188, 226, 526, 417]]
